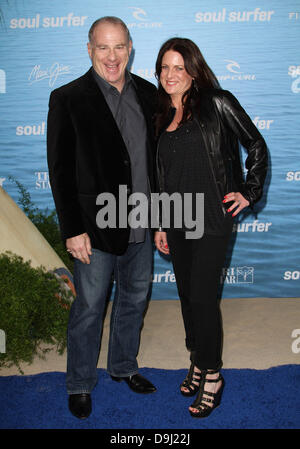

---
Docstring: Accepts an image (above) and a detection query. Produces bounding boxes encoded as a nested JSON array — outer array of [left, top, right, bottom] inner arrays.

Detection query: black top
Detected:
[[92, 68, 149, 243], [159, 118, 233, 235]]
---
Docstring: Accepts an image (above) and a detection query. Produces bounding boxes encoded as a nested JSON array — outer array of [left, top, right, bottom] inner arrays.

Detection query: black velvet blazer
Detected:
[[47, 68, 157, 255]]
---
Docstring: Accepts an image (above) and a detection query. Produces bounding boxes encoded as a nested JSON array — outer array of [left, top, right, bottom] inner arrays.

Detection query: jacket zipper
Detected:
[[156, 108, 176, 195], [155, 133, 165, 230], [156, 133, 164, 194], [194, 117, 226, 217]]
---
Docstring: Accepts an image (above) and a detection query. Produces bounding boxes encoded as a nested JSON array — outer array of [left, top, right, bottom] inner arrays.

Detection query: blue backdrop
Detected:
[[0, 0, 299, 299]]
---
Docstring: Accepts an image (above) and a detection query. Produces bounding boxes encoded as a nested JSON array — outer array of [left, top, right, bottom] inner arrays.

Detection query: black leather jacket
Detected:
[[157, 88, 268, 215]]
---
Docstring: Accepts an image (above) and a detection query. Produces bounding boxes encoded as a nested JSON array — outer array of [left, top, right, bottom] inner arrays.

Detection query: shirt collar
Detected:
[[92, 67, 133, 94]]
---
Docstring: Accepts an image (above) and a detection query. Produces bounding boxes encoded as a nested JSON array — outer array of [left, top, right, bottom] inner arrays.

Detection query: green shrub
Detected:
[[8, 176, 74, 273], [0, 252, 73, 373]]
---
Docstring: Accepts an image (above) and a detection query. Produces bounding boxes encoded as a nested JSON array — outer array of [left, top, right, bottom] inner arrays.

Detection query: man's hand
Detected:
[[154, 231, 170, 255], [66, 233, 92, 264]]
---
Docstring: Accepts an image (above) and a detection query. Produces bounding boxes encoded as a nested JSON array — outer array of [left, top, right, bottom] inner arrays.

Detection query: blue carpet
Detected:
[[0, 366, 299, 429]]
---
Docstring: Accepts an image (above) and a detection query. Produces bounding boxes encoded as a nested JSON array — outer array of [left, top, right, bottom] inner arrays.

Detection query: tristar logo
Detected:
[[217, 60, 256, 81], [35, 172, 51, 189], [127, 7, 162, 29], [236, 267, 254, 283], [0, 69, 6, 93], [221, 267, 254, 284]]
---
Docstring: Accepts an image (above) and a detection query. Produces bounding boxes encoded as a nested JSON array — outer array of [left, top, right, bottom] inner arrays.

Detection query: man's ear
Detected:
[[87, 42, 92, 58], [128, 40, 133, 56]]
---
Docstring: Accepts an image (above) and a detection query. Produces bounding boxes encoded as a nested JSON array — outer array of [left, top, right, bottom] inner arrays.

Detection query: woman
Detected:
[[154, 38, 268, 418]]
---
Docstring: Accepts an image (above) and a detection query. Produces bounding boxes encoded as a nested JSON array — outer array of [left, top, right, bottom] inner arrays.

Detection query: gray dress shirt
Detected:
[[92, 68, 149, 243]]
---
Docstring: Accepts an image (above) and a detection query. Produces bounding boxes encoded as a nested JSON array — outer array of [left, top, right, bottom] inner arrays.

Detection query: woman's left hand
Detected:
[[223, 192, 250, 217]]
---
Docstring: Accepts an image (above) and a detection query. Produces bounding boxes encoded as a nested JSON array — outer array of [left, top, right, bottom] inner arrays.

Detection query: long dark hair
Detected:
[[155, 37, 220, 134]]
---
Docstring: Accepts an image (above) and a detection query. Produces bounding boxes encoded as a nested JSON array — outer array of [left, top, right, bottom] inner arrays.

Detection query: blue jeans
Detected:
[[66, 230, 153, 394]]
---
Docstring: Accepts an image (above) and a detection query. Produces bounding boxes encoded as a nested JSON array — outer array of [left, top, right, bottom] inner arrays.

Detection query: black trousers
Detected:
[[167, 228, 232, 370]]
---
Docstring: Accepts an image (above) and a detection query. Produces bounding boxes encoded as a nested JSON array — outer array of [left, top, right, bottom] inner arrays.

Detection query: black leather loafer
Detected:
[[68, 393, 92, 419], [111, 373, 156, 394]]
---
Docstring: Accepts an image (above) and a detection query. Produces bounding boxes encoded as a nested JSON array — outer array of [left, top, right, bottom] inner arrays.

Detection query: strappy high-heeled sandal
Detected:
[[189, 369, 225, 418], [180, 362, 202, 397]]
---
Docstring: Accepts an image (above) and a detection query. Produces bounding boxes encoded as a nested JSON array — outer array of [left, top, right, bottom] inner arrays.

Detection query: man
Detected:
[[47, 16, 157, 419]]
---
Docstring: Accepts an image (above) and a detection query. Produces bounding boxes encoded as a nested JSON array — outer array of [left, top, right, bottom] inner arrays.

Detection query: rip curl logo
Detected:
[[127, 7, 162, 29], [217, 60, 256, 81], [225, 60, 242, 74], [129, 7, 147, 21]]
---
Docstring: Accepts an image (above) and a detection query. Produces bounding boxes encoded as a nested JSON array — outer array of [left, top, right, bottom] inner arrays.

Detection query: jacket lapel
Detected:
[[79, 68, 123, 131], [78, 68, 130, 158]]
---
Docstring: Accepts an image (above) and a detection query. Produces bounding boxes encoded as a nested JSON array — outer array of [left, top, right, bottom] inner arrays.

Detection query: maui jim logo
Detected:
[[28, 63, 71, 87]]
